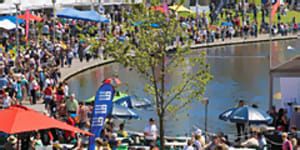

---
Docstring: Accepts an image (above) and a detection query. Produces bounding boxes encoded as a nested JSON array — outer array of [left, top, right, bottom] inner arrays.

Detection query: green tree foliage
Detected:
[[102, 0, 212, 149]]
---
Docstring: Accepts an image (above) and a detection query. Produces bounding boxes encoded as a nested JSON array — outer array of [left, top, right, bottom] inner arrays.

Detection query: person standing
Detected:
[[65, 113, 75, 142], [282, 132, 293, 150], [78, 41, 84, 62], [78, 102, 89, 129], [44, 85, 53, 111], [184, 140, 194, 150], [29, 76, 39, 105], [143, 118, 157, 147], [66, 93, 79, 114], [235, 100, 246, 139]]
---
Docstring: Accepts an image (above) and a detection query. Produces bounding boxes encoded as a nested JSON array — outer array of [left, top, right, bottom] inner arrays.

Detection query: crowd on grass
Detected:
[[0, 1, 299, 150]]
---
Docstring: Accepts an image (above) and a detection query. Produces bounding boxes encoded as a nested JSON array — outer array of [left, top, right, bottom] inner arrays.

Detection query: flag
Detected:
[[162, 1, 169, 22], [271, 0, 280, 23], [25, 9, 30, 43], [88, 84, 114, 150], [196, 1, 199, 16]]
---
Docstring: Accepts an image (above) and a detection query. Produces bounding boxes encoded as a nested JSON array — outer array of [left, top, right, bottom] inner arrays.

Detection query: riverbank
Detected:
[[23, 34, 298, 112]]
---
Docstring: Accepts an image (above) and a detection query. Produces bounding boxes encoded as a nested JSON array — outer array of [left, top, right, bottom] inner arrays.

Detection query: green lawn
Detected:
[[179, 10, 300, 27]]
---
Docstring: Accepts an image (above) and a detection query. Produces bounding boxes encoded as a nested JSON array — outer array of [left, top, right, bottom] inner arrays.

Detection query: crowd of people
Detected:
[[0, 1, 299, 150]]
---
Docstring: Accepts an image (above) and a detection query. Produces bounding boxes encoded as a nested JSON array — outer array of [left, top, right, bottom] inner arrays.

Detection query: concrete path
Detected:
[[23, 58, 113, 112]]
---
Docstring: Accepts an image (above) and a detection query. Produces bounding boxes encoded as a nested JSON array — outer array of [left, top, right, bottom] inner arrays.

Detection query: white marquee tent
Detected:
[[0, 0, 142, 14]]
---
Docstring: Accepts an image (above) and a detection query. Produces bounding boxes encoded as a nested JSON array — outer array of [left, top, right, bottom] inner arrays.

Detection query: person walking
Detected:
[[143, 118, 157, 147], [235, 100, 246, 140]]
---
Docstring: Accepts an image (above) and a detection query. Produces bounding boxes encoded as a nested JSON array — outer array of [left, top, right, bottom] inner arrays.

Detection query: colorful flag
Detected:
[[162, 1, 169, 22], [88, 84, 114, 150], [25, 9, 30, 43], [271, 0, 280, 23]]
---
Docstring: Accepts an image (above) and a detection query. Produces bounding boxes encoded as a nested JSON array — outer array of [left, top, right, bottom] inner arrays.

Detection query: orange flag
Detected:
[[25, 9, 29, 43], [271, 0, 280, 23]]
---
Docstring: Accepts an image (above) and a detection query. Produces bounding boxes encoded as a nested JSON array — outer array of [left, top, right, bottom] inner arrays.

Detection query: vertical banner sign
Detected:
[[88, 84, 114, 150], [25, 9, 29, 43]]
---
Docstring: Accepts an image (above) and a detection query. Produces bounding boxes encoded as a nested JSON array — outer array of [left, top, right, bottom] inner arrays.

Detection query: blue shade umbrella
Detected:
[[108, 104, 139, 120], [114, 96, 152, 109], [219, 106, 273, 124], [221, 22, 233, 26]]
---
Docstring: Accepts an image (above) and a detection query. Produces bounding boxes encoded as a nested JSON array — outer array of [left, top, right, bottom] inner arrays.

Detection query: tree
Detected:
[[102, 0, 213, 149]]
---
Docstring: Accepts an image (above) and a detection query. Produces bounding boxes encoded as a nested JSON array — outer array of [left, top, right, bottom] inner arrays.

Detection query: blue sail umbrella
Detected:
[[108, 104, 139, 120], [219, 106, 273, 124], [114, 96, 152, 109]]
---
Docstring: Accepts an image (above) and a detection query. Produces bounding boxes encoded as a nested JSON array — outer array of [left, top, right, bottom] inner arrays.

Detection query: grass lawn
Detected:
[[178, 10, 300, 27]]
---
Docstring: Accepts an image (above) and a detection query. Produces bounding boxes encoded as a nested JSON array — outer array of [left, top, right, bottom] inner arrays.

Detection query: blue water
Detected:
[[67, 39, 300, 136]]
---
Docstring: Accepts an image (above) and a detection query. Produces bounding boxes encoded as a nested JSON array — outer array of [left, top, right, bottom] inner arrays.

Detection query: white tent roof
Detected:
[[0, 0, 143, 14], [0, 19, 17, 30]]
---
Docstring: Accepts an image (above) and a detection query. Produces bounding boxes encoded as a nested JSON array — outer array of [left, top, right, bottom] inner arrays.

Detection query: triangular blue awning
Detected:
[[0, 15, 25, 24], [81, 10, 109, 23], [56, 7, 109, 23], [56, 7, 82, 19]]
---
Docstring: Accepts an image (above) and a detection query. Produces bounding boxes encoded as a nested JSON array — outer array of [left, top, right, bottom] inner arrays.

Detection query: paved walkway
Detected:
[[23, 58, 113, 112], [23, 34, 298, 112]]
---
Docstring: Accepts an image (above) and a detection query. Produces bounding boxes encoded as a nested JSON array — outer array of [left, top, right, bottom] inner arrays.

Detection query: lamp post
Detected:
[[52, 0, 56, 46], [14, 1, 20, 53], [201, 97, 209, 143]]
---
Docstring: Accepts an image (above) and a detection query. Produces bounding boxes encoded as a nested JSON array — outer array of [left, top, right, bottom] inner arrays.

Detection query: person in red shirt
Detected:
[[65, 113, 75, 142], [44, 86, 52, 111]]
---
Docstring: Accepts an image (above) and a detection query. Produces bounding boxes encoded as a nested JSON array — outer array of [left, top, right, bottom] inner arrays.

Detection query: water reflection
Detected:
[[67, 40, 299, 136]]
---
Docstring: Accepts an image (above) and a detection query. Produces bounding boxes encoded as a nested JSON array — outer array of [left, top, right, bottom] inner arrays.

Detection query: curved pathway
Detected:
[[24, 34, 298, 112]]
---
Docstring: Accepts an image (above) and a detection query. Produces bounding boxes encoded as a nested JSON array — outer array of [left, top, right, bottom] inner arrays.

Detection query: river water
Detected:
[[67, 39, 300, 136]]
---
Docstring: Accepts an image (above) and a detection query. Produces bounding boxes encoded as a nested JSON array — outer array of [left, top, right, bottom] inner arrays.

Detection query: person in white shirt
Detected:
[[143, 118, 157, 147], [2, 92, 11, 109], [184, 140, 194, 150]]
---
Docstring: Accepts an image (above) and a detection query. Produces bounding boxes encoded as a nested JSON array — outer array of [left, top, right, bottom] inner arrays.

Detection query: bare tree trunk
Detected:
[[159, 113, 165, 150]]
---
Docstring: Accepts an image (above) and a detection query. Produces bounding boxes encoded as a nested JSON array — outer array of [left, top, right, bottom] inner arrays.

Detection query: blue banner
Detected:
[[262, 0, 269, 6], [88, 84, 114, 150]]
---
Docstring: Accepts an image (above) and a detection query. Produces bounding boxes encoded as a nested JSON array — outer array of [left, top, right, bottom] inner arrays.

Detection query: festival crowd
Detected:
[[0, 1, 299, 150]]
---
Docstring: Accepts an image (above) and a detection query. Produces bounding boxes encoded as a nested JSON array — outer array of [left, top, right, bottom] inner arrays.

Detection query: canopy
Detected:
[[109, 104, 139, 119], [219, 106, 273, 124], [17, 13, 42, 22], [151, 6, 166, 13], [221, 22, 233, 26], [115, 96, 152, 109], [0, 16, 25, 24], [0, 19, 17, 30], [169, 5, 193, 13], [82, 10, 109, 23], [56, 7, 109, 23], [56, 7, 82, 20], [0, 105, 93, 135]]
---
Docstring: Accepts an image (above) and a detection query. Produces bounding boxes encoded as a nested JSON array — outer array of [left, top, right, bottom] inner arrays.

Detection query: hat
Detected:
[[7, 135, 17, 144], [149, 118, 154, 122], [195, 129, 202, 135], [112, 133, 117, 138]]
